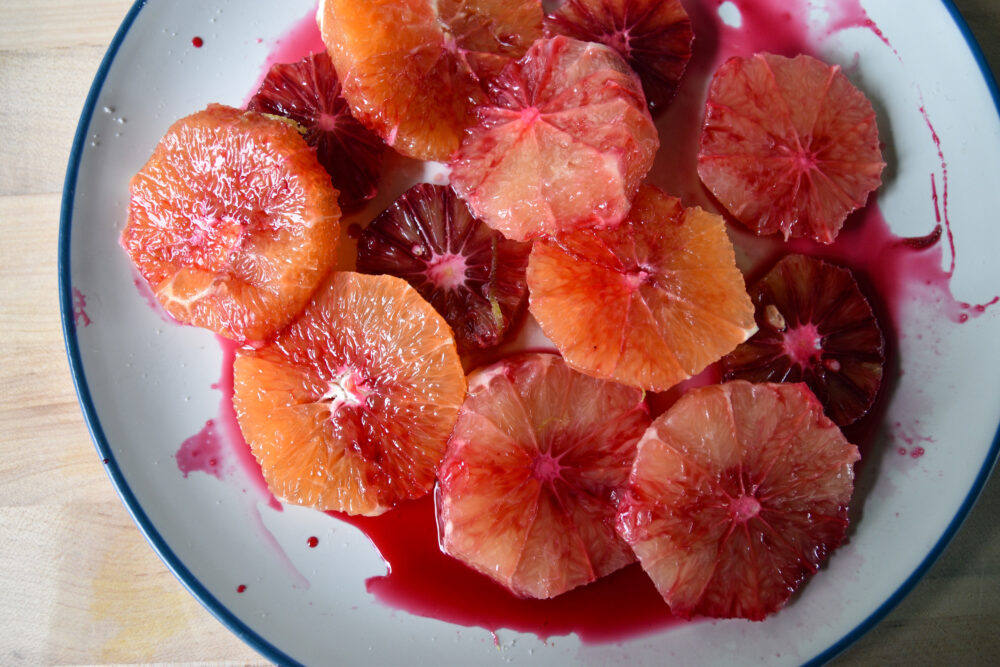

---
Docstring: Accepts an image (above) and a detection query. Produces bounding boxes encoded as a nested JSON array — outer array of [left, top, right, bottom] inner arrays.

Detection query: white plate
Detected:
[[60, 1, 1000, 664]]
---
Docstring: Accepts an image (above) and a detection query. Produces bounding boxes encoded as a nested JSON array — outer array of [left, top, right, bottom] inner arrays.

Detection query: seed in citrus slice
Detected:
[[545, 0, 694, 114], [697, 53, 885, 243], [526, 184, 756, 391], [356, 183, 530, 352], [233, 272, 466, 516], [247, 51, 385, 214], [450, 36, 660, 242], [436, 353, 650, 598], [617, 380, 859, 620], [720, 254, 885, 426], [318, 0, 543, 161], [121, 104, 340, 342]]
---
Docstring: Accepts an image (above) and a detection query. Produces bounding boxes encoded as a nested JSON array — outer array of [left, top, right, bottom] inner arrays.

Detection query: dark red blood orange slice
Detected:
[[437, 353, 650, 598], [721, 254, 885, 426], [247, 51, 385, 214], [545, 0, 694, 113], [527, 184, 756, 391], [356, 183, 530, 352], [318, 0, 543, 161], [617, 380, 859, 620], [450, 36, 659, 242], [697, 53, 885, 243], [121, 104, 340, 342], [233, 272, 467, 516]]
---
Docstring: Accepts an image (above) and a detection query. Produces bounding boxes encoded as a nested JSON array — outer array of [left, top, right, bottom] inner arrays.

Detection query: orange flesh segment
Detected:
[[318, 0, 542, 161], [233, 272, 466, 516], [527, 184, 756, 391], [121, 104, 340, 342]]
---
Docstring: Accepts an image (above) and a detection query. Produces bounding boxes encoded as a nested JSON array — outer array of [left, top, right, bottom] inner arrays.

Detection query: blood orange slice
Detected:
[[721, 254, 885, 426], [527, 184, 756, 391], [545, 0, 694, 114], [121, 104, 340, 342], [356, 183, 530, 352], [437, 353, 650, 598], [697, 53, 885, 243], [247, 51, 385, 214], [450, 36, 659, 242], [318, 0, 543, 161], [617, 381, 859, 620], [233, 272, 466, 516]]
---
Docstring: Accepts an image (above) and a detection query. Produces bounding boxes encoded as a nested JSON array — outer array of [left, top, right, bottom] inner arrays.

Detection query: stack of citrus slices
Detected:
[[121, 0, 891, 622]]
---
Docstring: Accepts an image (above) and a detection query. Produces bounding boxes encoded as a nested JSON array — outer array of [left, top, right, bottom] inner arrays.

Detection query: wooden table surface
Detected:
[[2, 1, 998, 665]]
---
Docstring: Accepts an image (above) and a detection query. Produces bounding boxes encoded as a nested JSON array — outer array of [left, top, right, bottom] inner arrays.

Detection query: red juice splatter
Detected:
[[131, 272, 175, 324], [192, 36, 204, 48], [330, 497, 685, 643], [237, 584, 247, 593], [244, 5, 326, 106], [72, 287, 91, 328], [911, 447, 926, 458], [176, 419, 227, 480], [307, 536, 319, 548]]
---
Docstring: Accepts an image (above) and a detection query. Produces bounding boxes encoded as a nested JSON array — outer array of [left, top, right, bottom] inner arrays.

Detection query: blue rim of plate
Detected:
[[58, 2, 1000, 666]]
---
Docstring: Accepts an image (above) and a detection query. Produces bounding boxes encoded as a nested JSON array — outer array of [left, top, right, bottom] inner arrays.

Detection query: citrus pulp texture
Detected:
[[617, 381, 859, 620], [121, 104, 341, 342], [356, 183, 530, 352], [248, 51, 385, 214], [545, 0, 694, 113], [233, 272, 466, 516], [437, 353, 650, 598], [450, 36, 660, 242], [318, 0, 543, 161], [697, 53, 885, 243], [722, 254, 885, 425], [527, 184, 756, 391]]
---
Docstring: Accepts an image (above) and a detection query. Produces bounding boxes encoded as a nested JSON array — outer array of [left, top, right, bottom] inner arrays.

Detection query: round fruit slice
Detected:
[[450, 36, 660, 242], [545, 0, 694, 114], [233, 272, 467, 516], [318, 0, 543, 161], [121, 104, 340, 342], [617, 381, 859, 620], [697, 53, 885, 243], [721, 254, 885, 426], [247, 51, 385, 214], [356, 183, 530, 352], [437, 353, 650, 599], [527, 184, 756, 391]]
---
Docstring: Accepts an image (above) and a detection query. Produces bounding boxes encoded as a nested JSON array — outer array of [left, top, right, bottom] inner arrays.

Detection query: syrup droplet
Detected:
[[192, 36, 204, 48], [236, 584, 247, 593], [307, 536, 319, 548]]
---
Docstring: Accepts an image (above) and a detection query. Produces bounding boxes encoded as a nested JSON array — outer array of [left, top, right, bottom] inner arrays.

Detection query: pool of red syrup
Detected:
[[157, 0, 1000, 646]]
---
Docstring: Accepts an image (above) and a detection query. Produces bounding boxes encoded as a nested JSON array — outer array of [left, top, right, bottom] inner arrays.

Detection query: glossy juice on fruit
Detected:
[[155, 0, 999, 643]]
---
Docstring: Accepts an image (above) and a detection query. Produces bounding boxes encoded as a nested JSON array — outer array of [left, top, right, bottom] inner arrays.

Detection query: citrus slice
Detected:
[[545, 0, 694, 114], [121, 104, 341, 342], [247, 51, 385, 214], [721, 254, 885, 426], [437, 353, 650, 598], [697, 53, 885, 243], [450, 36, 660, 242], [526, 184, 756, 391], [318, 0, 543, 161], [233, 272, 466, 516], [616, 381, 860, 620], [356, 183, 530, 352]]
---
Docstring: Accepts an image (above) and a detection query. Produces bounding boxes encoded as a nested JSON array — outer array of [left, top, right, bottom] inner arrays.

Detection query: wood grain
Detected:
[[0, 1, 997, 665]]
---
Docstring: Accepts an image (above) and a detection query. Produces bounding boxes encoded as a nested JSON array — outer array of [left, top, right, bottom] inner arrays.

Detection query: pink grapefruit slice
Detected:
[[450, 36, 660, 242], [617, 380, 860, 620], [697, 53, 885, 243], [436, 353, 650, 598]]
